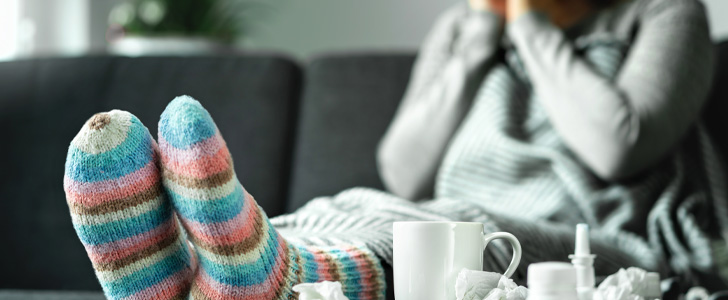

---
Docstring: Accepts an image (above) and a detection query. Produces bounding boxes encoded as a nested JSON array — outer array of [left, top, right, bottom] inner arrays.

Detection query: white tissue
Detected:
[[455, 269, 529, 300], [594, 267, 660, 300], [292, 281, 349, 300], [594, 286, 644, 300]]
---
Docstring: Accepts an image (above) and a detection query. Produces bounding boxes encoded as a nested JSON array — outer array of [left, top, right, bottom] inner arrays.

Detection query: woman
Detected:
[[63, 0, 725, 299]]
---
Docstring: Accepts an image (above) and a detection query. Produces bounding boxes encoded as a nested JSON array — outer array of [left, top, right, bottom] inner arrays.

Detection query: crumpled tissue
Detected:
[[595, 286, 644, 300], [455, 269, 529, 300], [594, 267, 658, 300], [292, 281, 349, 300]]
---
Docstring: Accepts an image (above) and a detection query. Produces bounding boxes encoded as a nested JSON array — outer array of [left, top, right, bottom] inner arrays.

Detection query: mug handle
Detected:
[[482, 232, 522, 278]]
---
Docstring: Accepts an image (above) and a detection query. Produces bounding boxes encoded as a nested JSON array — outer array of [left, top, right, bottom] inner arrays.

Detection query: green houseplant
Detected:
[[108, 0, 254, 55]]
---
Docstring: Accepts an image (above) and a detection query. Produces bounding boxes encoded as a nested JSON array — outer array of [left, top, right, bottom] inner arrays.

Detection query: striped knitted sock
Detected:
[[63, 110, 195, 299], [158, 96, 385, 300]]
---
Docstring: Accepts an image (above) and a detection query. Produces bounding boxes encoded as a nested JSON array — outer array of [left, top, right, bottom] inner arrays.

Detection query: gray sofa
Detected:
[[0, 41, 725, 298]]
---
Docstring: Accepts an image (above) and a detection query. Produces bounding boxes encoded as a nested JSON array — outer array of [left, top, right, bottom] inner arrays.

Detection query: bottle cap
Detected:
[[644, 272, 661, 298], [528, 262, 577, 292]]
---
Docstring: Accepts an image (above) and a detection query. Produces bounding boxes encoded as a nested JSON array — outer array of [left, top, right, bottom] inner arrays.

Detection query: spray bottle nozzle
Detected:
[[569, 224, 596, 261], [569, 223, 597, 300], [574, 224, 591, 257]]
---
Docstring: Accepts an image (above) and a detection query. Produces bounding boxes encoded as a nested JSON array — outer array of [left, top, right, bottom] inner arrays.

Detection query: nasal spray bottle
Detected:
[[569, 224, 596, 300], [527, 224, 595, 300]]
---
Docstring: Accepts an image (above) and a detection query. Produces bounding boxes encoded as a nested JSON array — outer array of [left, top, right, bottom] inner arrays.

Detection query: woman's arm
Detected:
[[378, 3, 504, 200], [506, 0, 714, 181]]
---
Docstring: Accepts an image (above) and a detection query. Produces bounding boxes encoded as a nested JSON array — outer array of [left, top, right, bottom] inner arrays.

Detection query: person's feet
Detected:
[[63, 110, 194, 299], [64, 97, 386, 300], [158, 96, 386, 300]]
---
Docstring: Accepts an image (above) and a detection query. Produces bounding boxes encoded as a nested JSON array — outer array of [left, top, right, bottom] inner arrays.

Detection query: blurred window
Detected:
[[0, 0, 19, 60]]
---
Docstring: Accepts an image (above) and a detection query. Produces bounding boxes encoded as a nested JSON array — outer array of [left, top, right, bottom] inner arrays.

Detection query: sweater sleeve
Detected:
[[377, 4, 504, 200], [506, 0, 715, 181]]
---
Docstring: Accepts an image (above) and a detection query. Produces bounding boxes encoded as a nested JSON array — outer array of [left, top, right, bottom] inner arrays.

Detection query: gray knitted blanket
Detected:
[[271, 37, 728, 287]]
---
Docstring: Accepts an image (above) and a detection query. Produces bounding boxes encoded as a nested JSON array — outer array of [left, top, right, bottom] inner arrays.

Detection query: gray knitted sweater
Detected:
[[273, 0, 728, 290]]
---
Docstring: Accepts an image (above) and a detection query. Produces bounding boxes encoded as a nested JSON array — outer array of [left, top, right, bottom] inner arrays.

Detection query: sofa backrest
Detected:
[[705, 41, 728, 156], [0, 55, 301, 290], [286, 54, 415, 212]]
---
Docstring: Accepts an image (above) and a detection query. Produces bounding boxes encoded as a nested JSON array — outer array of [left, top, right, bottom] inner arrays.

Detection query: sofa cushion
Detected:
[[0, 55, 301, 290], [287, 53, 416, 212]]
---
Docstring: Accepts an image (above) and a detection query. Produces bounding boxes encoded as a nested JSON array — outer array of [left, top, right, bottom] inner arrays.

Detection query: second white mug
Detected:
[[393, 221, 522, 300]]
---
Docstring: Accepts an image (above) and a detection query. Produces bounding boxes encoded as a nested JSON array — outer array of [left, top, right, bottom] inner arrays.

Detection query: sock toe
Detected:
[[159, 95, 217, 150], [66, 110, 155, 190]]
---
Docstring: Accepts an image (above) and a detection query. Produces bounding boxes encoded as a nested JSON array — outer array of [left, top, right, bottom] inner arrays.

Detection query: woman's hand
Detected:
[[469, 0, 508, 17]]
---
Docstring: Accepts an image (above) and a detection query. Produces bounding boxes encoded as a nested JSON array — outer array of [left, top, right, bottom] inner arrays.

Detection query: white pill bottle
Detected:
[[527, 262, 580, 300]]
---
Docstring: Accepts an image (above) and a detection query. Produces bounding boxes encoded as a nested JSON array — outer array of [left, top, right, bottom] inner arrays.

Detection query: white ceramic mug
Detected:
[[393, 221, 522, 300]]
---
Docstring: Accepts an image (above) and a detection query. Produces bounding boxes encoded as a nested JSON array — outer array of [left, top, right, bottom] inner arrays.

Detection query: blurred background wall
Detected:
[[704, 0, 728, 39], [1, 0, 727, 60], [246, 0, 728, 58]]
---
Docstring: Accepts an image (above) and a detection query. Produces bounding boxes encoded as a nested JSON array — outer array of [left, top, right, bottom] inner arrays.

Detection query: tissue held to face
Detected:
[[467, 0, 619, 28], [468, 0, 507, 16]]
